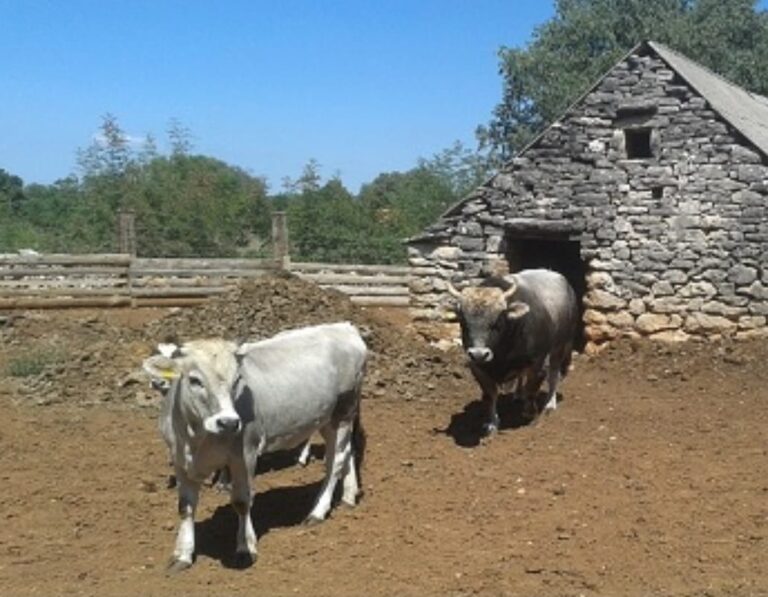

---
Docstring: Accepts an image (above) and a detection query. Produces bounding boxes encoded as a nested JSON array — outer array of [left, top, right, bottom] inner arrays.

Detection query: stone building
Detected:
[[407, 41, 768, 348]]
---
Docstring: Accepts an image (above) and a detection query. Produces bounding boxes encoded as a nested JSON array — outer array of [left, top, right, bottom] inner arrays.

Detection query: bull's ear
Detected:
[[506, 302, 530, 320], [143, 354, 181, 382]]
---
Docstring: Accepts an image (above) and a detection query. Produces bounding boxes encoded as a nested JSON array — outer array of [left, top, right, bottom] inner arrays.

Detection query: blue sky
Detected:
[[2, 1, 766, 194], [1, 0, 555, 193]]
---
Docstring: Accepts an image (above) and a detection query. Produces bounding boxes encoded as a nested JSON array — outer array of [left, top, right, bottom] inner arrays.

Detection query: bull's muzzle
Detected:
[[467, 347, 493, 363]]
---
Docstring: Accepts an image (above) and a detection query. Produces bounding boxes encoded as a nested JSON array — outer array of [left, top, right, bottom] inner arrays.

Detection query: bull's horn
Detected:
[[502, 275, 518, 300], [446, 281, 462, 298]]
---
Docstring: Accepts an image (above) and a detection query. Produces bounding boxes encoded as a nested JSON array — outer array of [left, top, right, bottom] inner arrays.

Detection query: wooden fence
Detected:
[[0, 253, 425, 310]]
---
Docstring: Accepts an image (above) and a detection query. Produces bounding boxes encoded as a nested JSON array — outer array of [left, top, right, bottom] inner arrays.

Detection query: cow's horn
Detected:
[[446, 281, 462, 298], [502, 275, 518, 300]]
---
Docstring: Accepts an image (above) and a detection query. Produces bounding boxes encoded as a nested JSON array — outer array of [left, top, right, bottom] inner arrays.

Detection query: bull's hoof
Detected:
[[166, 557, 193, 574], [232, 550, 257, 569], [303, 514, 325, 526], [481, 422, 499, 437]]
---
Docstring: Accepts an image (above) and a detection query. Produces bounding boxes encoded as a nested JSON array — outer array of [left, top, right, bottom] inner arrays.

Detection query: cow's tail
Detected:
[[352, 408, 367, 489]]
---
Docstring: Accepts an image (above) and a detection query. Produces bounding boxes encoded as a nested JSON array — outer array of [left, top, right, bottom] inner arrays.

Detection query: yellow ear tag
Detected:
[[160, 369, 178, 381]]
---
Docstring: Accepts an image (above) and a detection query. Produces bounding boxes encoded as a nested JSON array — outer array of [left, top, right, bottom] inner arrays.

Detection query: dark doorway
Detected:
[[505, 236, 587, 350]]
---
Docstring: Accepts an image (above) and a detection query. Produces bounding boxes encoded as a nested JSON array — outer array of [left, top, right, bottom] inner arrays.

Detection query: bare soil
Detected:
[[0, 275, 766, 597]]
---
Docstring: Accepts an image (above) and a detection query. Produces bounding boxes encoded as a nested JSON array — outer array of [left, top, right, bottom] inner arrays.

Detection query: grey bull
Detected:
[[448, 268, 579, 435], [142, 322, 368, 571]]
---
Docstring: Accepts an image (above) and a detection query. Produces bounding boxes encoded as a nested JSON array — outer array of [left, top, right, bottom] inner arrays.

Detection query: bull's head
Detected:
[[143, 339, 242, 436], [447, 276, 530, 364]]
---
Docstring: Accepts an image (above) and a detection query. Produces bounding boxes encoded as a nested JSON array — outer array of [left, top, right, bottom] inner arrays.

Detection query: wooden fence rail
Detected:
[[0, 253, 427, 309]]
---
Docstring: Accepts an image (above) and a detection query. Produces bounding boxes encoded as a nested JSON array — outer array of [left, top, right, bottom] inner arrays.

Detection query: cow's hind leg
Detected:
[[306, 421, 353, 523], [297, 439, 312, 467], [230, 455, 257, 567], [341, 413, 365, 506], [168, 472, 200, 573]]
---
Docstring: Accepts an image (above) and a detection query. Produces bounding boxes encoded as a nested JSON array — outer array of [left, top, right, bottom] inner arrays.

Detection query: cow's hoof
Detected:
[[232, 551, 256, 569], [166, 557, 193, 574], [341, 495, 359, 508], [304, 514, 325, 526]]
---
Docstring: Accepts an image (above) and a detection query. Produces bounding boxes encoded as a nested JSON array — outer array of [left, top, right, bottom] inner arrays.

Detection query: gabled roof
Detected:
[[408, 40, 768, 244], [648, 40, 768, 159]]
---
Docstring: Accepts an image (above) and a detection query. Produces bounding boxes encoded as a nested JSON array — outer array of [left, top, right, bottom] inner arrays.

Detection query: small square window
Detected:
[[625, 128, 652, 159]]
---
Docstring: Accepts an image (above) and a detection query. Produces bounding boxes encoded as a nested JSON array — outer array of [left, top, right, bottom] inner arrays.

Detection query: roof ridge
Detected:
[[648, 40, 768, 105]]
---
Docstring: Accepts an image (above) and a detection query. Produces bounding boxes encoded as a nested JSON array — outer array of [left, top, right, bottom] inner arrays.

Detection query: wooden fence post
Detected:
[[272, 211, 290, 269], [117, 209, 136, 256]]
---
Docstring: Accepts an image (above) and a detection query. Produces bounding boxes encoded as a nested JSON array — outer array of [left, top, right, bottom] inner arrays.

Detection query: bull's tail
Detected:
[[351, 409, 366, 489]]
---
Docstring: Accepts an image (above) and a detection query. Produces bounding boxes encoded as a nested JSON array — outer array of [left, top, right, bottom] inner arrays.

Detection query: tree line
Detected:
[[0, 115, 485, 263], [3, 0, 766, 263]]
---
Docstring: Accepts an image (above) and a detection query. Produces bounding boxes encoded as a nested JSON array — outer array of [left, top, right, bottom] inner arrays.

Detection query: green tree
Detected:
[[478, 0, 768, 163], [418, 140, 490, 197], [167, 118, 194, 157], [131, 155, 271, 257], [0, 169, 26, 213]]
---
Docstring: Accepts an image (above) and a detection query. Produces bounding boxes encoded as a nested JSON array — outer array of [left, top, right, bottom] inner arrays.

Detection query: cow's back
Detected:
[[236, 323, 367, 453]]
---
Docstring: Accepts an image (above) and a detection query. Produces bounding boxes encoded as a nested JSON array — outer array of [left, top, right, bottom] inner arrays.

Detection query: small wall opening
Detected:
[[624, 128, 652, 159], [505, 236, 587, 350]]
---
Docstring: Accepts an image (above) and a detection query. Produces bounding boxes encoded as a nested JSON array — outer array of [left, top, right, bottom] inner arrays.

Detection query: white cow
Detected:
[[143, 322, 367, 571]]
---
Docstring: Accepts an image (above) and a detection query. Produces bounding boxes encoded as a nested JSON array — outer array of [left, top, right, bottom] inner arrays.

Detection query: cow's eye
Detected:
[[187, 373, 205, 388]]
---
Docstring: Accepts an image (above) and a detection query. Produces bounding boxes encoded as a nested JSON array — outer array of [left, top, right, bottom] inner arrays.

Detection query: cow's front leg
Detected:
[[229, 456, 257, 567], [168, 472, 200, 573], [306, 423, 348, 523]]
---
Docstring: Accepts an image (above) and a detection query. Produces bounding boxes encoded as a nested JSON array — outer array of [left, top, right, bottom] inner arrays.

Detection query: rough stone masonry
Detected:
[[407, 41, 768, 349]]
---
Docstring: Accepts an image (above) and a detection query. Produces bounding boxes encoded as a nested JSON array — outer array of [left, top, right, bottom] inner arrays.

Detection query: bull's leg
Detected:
[[544, 352, 567, 412], [482, 388, 500, 435], [230, 456, 257, 567], [471, 365, 500, 435], [168, 472, 200, 573], [307, 422, 353, 523]]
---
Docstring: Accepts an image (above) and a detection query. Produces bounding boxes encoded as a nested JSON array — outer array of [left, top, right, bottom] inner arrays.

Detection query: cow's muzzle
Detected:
[[204, 413, 242, 434], [467, 347, 493, 363]]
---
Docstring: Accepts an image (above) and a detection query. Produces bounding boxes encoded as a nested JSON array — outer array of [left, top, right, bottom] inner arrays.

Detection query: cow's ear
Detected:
[[143, 354, 181, 382], [506, 302, 530, 320]]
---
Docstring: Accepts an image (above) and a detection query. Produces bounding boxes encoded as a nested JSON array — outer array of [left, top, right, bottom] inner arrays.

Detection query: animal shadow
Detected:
[[441, 391, 561, 447], [194, 480, 322, 569]]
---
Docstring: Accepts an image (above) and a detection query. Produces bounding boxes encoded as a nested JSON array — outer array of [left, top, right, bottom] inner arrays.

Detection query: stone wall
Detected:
[[408, 47, 768, 346]]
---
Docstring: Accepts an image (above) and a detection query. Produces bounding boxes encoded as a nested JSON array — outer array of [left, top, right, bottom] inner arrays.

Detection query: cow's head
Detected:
[[143, 339, 242, 436], [447, 276, 530, 364]]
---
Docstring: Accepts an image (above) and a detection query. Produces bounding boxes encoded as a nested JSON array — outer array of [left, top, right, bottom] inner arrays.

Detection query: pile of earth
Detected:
[[1, 273, 471, 407]]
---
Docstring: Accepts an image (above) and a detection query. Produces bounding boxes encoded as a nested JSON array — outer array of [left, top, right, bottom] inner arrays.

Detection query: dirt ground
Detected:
[[0, 275, 766, 597]]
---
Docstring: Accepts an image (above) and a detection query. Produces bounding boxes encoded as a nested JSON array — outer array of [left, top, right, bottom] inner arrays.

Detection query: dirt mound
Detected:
[[2, 273, 469, 407]]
